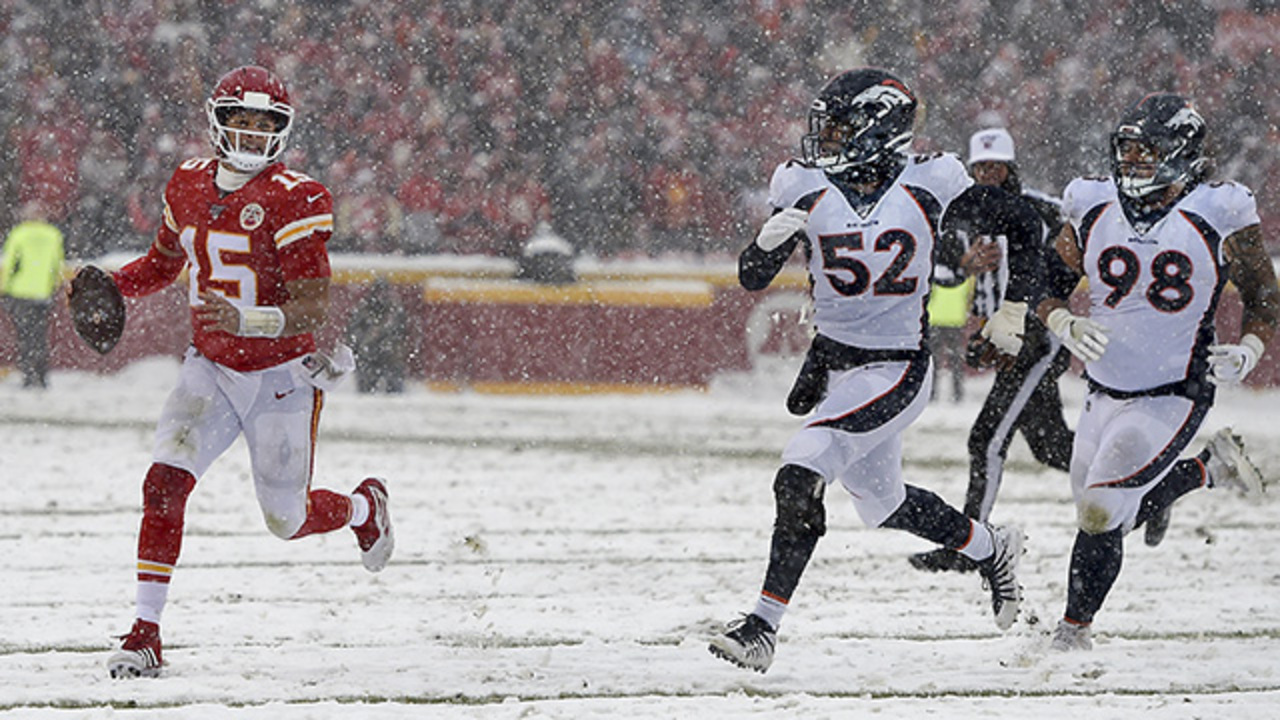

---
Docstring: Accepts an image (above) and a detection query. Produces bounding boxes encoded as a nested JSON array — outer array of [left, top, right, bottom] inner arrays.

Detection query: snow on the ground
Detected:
[[2, 358, 1279, 719]]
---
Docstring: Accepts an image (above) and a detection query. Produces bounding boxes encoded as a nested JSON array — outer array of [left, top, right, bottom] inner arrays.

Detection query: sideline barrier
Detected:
[[1, 256, 1273, 391], [417, 277, 720, 391]]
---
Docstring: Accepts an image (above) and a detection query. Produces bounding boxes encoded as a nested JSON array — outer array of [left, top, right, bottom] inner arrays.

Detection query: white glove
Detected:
[[980, 301, 1026, 355], [754, 207, 809, 251], [1046, 307, 1110, 362], [300, 343, 356, 391], [1207, 333, 1265, 384]]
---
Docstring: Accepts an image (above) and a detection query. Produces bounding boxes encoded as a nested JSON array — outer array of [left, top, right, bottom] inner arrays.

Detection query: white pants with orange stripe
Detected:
[[782, 357, 934, 528], [152, 347, 323, 539], [1069, 390, 1208, 535]]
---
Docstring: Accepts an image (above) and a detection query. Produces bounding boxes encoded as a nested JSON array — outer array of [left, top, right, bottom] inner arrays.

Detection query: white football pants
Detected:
[[1069, 391, 1206, 534], [152, 347, 322, 538], [782, 359, 933, 527]]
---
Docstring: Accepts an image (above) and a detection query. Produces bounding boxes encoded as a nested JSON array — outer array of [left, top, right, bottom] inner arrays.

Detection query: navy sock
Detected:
[[1064, 527, 1123, 624]]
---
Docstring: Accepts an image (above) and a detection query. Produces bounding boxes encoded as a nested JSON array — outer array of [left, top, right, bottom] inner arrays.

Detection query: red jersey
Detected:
[[116, 157, 333, 371]]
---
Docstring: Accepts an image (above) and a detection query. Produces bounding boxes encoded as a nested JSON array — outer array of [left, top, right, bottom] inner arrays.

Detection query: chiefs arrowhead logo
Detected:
[[240, 203, 265, 230]]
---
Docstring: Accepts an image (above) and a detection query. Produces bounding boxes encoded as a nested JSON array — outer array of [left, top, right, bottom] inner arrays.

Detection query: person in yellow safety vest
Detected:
[[927, 278, 973, 402], [0, 202, 65, 388]]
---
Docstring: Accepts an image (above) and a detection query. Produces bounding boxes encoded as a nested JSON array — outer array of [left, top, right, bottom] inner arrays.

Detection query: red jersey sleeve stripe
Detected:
[[162, 201, 178, 233], [276, 214, 333, 249]]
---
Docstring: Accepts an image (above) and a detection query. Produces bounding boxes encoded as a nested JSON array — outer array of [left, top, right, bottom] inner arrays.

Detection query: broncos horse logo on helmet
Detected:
[[1110, 93, 1207, 200], [801, 68, 917, 184]]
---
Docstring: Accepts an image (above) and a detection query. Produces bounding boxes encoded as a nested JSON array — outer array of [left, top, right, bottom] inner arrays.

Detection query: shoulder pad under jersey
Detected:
[[900, 151, 972, 207], [1061, 176, 1116, 227], [768, 160, 830, 209], [1181, 180, 1260, 239]]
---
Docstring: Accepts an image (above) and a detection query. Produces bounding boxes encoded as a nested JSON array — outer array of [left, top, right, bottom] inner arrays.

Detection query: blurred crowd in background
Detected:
[[2, 0, 1278, 261]]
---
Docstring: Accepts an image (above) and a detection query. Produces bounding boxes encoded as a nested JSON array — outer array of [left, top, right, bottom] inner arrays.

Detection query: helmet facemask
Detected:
[[1111, 135, 1165, 199], [206, 92, 293, 173], [1110, 96, 1207, 200]]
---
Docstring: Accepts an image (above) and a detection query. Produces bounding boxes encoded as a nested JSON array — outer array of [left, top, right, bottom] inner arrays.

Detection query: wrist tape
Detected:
[[236, 306, 286, 338]]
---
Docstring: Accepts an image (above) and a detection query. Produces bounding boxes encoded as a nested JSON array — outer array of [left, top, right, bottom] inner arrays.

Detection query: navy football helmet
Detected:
[[800, 68, 917, 182], [1110, 93, 1207, 199]]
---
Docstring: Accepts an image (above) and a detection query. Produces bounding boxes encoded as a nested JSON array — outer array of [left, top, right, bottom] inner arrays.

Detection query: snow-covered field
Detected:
[[2, 358, 1279, 719]]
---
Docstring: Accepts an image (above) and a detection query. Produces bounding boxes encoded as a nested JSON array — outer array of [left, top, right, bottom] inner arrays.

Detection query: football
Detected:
[[68, 265, 126, 354]]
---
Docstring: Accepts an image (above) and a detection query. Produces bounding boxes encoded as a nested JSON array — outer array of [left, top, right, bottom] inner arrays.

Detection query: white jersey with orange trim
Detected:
[[768, 153, 972, 350], [1063, 176, 1258, 392], [158, 157, 334, 371]]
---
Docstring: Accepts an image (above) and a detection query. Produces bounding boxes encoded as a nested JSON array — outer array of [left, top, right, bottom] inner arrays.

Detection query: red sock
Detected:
[[289, 489, 352, 538], [137, 463, 197, 579]]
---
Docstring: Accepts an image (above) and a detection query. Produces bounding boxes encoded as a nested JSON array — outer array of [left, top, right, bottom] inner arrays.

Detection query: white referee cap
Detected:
[[968, 127, 1016, 165]]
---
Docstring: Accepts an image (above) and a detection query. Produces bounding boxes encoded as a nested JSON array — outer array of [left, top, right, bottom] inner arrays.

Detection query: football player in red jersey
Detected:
[[101, 66, 394, 678]]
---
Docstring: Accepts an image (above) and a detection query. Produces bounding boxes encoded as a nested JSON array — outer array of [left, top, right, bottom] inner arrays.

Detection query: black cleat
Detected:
[[909, 547, 980, 573], [1143, 506, 1172, 547]]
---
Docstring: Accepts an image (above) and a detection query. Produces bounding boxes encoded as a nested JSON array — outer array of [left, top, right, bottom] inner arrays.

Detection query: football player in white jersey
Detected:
[[708, 68, 1025, 673], [1036, 93, 1278, 651]]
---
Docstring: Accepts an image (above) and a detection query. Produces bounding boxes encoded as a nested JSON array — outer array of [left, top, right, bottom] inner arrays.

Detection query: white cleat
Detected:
[[1205, 428, 1264, 494], [979, 524, 1024, 631], [708, 614, 776, 673], [1049, 619, 1093, 652]]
